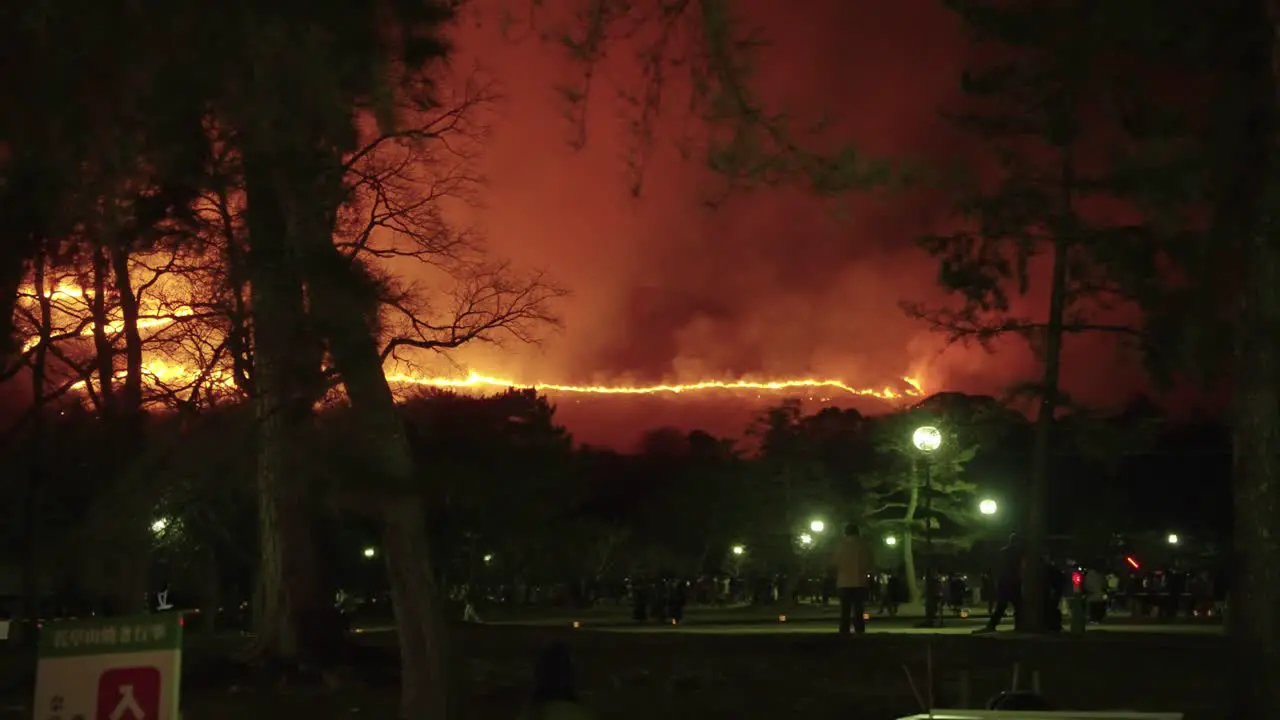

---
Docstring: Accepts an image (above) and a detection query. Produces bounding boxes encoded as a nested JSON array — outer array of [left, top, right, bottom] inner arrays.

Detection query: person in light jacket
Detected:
[[831, 523, 875, 635]]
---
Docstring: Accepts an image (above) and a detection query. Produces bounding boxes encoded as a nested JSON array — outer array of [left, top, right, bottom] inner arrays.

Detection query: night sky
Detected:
[[386, 0, 1162, 445]]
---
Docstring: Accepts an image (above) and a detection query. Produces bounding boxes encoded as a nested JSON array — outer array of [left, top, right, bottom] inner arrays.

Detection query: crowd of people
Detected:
[[433, 526, 1226, 636]]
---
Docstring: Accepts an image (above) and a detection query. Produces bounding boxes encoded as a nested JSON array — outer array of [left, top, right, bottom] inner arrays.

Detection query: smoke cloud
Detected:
[[420, 0, 1153, 442]]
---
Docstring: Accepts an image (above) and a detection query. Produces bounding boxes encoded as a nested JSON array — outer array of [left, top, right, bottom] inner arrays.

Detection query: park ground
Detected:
[[0, 606, 1227, 720]]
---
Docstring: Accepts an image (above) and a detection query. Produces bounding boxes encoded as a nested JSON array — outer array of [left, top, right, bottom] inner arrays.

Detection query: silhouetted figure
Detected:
[[832, 523, 874, 634], [885, 571, 907, 616], [1044, 561, 1064, 632], [947, 572, 968, 615], [976, 532, 1023, 634], [631, 580, 650, 623], [650, 579, 669, 623], [520, 643, 592, 720], [667, 579, 687, 623]]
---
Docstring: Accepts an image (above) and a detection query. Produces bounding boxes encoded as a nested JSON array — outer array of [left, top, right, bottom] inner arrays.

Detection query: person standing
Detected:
[[832, 523, 874, 635], [975, 532, 1024, 634], [519, 643, 593, 720], [1084, 565, 1107, 623]]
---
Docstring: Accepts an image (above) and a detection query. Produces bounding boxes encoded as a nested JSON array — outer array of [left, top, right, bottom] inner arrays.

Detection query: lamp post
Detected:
[[913, 425, 943, 627]]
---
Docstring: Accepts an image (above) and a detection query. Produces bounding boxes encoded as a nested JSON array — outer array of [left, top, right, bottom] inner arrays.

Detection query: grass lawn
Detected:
[[2, 623, 1228, 719]]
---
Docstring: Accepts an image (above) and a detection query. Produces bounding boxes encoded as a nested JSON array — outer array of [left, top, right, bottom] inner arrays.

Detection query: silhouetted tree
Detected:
[[863, 409, 980, 601], [905, 0, 1167, 632]]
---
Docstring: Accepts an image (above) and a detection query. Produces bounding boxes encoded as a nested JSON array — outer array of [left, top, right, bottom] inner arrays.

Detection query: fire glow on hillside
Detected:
[[15, 281, 924, 404]]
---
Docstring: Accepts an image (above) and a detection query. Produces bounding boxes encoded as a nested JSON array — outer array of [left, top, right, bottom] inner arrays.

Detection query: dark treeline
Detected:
[[0, 388, 1229, 621]]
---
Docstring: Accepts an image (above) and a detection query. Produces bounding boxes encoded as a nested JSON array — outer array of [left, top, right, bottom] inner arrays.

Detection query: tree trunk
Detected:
[[106, 240, 151, 615], [1229, 222, 1280, 719], [109, 241, 143, 415], [1021, 158, 1073, 634], [13, 255, 52, 646], [90, 246, 115, 411], [242, 154, 329, 664], [902, 479, 920, 603], [299, 220, 452, 720], [0, 239, 27, 353], [1229, 4, 1280, 717]]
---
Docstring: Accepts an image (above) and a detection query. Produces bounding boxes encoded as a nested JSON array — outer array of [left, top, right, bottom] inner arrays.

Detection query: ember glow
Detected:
[[65, 364, 922, 403], [384, 371, 924, 401], [18, 277, 924, 407]]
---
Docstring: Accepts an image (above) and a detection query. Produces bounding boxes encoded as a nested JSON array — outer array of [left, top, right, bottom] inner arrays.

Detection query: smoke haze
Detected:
[[413, 0, 1154, 444]]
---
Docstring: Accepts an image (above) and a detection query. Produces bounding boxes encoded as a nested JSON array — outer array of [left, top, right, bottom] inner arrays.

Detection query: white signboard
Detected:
[[33, 613, 182, 720]]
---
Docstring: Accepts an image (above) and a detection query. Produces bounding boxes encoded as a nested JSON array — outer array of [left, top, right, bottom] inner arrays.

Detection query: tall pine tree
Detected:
[[909, 0, 1163, 632]]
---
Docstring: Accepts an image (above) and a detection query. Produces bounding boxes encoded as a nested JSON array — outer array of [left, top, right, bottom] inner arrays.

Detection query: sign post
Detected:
[[33, 613, 182, 720]]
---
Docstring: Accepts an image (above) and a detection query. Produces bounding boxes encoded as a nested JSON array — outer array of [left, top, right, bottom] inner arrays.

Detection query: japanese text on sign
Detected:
[[50, 623, 168, 651]]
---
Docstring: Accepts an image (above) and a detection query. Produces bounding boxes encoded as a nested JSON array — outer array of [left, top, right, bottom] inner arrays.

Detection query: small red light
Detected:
[[1125, 556, 1140, 570], [1071, 571, 1083, 589]]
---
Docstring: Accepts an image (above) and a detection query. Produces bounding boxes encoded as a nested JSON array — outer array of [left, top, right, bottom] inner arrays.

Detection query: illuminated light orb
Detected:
[[809, 520, 826, 533], [884, 536, 898, 546], [150, 518, 169, 534], [912, 426, 943, 453], [799, 533, 813, 546], [483, 553, 494, 564], [573, 621, 581, 629], [979, 499, 998, 516], [731, 545, 746, 556], [362, 547, 377, 559], [862, 612, 871, 621], [1167, 533, 1179, 545], [778, 615, 787, 623]]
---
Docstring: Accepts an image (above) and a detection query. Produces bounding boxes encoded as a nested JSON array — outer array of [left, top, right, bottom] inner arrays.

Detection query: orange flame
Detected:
[[17, 283, 924, 403], [384, 371, 922, 401]]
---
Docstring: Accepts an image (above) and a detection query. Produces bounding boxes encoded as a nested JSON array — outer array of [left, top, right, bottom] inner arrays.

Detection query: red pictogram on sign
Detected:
[[96, 667, 161, 720]]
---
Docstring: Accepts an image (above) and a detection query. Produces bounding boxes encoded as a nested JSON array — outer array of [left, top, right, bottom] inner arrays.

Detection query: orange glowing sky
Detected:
[[431, 0, 1152, 409], [4, 0, 1163, 448]]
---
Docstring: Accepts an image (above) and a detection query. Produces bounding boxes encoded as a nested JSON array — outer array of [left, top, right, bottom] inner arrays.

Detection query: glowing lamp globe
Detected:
[[731, 545, 746, 556], [884, 536, 898, 546], [979, 499, 998, 516], [912, 426, 943, 453], [809, 520, 826, 533]]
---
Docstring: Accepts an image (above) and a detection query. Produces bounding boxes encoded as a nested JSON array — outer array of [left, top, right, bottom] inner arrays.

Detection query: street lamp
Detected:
[[979, 499, 998, 516], [809, 519, 826, 533], [362, 546, 377, 559], [731, 544, 746, 556], [912, 425, 943, 453], [885, 535, 898, 546], [913, 425, 943, 627], [1167, 533, 1179, 545], [483, 553, 494, 564]]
